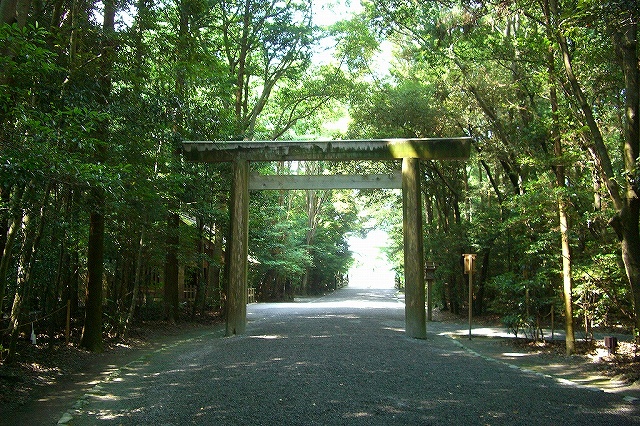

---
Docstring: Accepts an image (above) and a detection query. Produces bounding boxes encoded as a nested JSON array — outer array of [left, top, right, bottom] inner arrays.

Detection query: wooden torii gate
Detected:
[[182, 138, 471, 339]]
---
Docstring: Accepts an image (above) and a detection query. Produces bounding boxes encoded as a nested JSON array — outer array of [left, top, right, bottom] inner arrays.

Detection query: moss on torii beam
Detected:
[[182, 137, 472, 162]]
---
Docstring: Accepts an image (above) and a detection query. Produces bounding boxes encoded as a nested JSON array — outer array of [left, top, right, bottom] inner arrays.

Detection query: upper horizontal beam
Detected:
[[182, 138, 472, 162]]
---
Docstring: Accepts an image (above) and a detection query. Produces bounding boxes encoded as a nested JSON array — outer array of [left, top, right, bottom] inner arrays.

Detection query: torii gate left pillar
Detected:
[[182, 138, 471, 338], [227, 158, 250, 335]]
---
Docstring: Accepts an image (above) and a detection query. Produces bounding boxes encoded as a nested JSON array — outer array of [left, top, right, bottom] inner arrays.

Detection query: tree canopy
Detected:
[[1, 0, 639, 359]]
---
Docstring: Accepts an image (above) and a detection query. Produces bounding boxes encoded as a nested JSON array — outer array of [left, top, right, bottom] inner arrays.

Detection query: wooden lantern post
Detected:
[[463, 253, 477, 339]]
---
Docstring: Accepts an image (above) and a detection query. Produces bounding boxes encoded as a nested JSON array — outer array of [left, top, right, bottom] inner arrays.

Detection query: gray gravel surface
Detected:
[[62, 287, 639, 425]]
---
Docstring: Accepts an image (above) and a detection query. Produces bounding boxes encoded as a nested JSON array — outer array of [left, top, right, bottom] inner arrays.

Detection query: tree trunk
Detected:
[[0, 185, 9, 262], [7, 185, 49, 361], [612, 18, 640, 343], [122, 229, 144, 337], [164, 212, 180, 323], [301, 161, 326, 295], [80, 0, 115, 352], [302, 188, 320, 295], [233, 0, 252, 137], [0, 0, 29, 26], [68, 246, 80, 317], [557, 185, 576, 354], [6, 213, 32, 362], [80, 207, 105, 352], [0, 184, 26, 315], [210, 224, 223, 309], [476, 247, 491, 316], [544, 0, 575, 354], [191, 218, 206, 318]]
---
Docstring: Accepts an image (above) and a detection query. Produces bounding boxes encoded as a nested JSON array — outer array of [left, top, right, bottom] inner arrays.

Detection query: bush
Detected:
[[488, 272, 550, 341]]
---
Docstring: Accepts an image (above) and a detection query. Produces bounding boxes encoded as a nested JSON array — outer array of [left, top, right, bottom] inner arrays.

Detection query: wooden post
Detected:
[[65, 299, 71, 345], [402, 158, 426, 339], [463, 254, 476, 339], [226, 158, 249, 336], [427, 281, 433, 322], [425, 261, 436, 322], [468, 269, 473, 339]]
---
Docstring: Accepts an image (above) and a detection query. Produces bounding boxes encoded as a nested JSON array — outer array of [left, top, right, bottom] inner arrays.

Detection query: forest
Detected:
[[0, 0, 638, 362]]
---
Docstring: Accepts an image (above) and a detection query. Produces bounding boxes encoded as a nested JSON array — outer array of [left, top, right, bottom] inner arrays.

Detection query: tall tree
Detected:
[[549, 0, 640, 341], [80, 0, 116, 352], [543, 0, 576, 354], [163, 0, 191, 324], [217, 0, 315, 138], [300, 161, 328, 295]]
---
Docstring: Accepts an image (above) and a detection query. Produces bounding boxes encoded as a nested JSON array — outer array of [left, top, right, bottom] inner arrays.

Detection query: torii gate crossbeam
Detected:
[[182, 138, 472, 339]]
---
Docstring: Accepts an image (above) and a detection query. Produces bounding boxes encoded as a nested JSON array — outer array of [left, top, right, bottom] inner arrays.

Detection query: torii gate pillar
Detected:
[[402, 158, 426, 338], [227, 158, 249, 336], [183, 138, 471, 338]]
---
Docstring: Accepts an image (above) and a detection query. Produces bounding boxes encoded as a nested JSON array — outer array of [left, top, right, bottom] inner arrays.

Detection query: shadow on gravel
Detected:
[[58, 287, 639, 425]]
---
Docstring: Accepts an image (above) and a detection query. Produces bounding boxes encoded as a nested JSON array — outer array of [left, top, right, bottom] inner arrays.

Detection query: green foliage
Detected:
[[259, 65, 353, 139], [487, 272, 550, 340], [305, 191, 357, 293], [330, 14, 380, 75], [0, 23, 59, 101], [348, 79, 453, 138], [574, 252, 632, 329], [2, 0, 638, 356], [248, 185, 359, 300], [250, 197, 312, 279]]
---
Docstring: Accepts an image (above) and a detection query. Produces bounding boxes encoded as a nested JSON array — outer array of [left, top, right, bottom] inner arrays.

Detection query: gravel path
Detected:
[[59, 287, 638, 425]]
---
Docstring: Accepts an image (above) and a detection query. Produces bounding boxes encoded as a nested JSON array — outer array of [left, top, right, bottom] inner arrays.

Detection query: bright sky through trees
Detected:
[[312, 0, 392, 77], [348, 230, 396, 289], [312, 0, 360, 67], [311, 1, 394, 283], [314, 0, 362, 26]]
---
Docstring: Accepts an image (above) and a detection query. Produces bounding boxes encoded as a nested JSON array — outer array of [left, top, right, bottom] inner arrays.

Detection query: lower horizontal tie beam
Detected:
[[249, 172, 402, 190]]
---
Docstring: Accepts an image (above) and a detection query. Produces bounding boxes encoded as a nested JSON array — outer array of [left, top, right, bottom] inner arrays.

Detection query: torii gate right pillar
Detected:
[[402, 158, 426, 339]]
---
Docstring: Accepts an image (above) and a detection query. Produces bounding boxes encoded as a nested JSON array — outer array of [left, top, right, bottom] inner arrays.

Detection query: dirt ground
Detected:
[[436, 310, 640, 400], [0, 320, 223, 424], [1, 313, 639, 424], [453, 334, 640, 397]]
